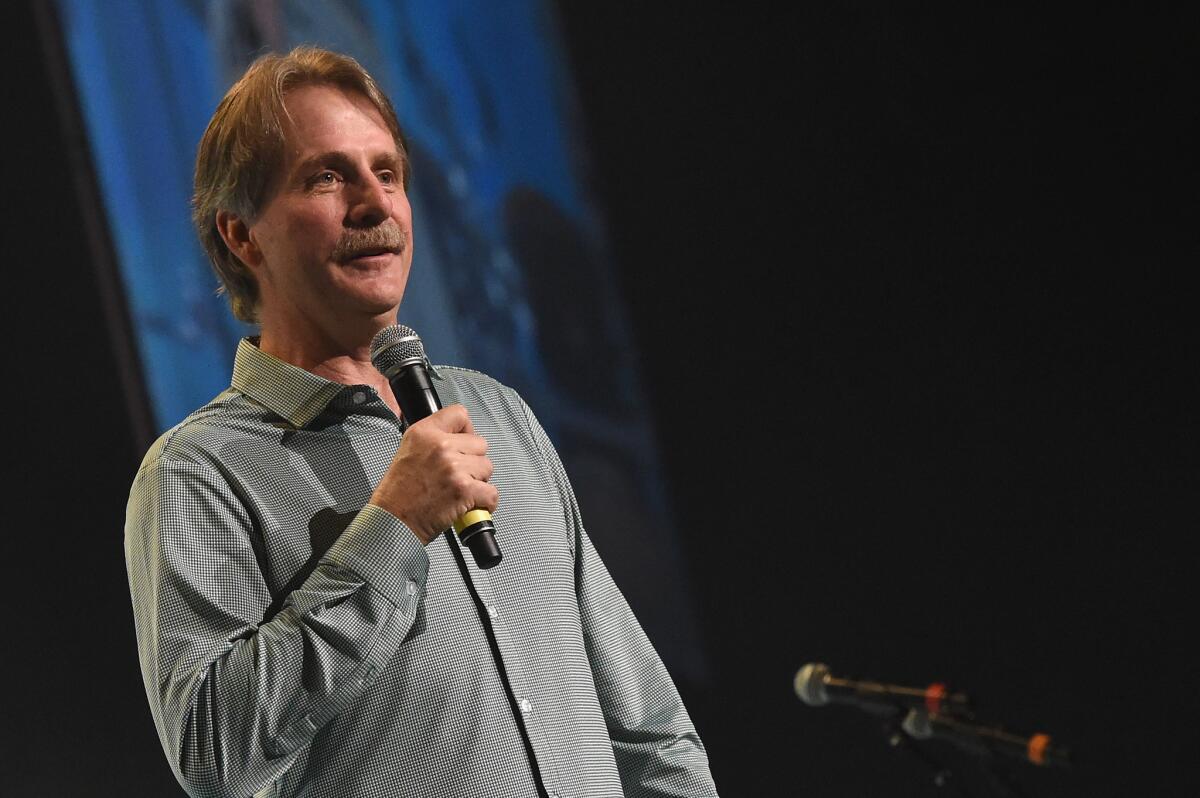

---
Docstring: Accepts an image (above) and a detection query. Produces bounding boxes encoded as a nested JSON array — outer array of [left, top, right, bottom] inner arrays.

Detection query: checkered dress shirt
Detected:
[[125, 339, 717, 798]]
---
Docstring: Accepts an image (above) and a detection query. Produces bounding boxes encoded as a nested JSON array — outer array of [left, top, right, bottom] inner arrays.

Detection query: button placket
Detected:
[[460, 565, 563, 792]]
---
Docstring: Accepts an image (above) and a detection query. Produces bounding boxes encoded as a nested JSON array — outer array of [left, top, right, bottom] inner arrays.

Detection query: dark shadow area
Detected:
[[5, 3, 176, 794], [556, 3, 1197, 796]]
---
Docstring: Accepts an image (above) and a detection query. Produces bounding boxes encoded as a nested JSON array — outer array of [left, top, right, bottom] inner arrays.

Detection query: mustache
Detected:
[[331, 223, 409, 262]]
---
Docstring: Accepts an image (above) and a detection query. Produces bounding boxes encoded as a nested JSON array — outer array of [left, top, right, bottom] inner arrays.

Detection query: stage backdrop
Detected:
[[52, 0, 708, 706]]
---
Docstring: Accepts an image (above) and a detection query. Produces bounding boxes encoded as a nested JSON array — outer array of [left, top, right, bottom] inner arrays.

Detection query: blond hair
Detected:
[[192, 47, 409, 322]]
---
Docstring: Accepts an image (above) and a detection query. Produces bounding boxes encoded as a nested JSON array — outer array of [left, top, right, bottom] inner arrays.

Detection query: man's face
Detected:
[[246, 83, 413, 334]]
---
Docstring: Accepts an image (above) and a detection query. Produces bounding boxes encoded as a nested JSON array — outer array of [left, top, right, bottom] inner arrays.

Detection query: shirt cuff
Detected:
[[320, 503, 429, 607]]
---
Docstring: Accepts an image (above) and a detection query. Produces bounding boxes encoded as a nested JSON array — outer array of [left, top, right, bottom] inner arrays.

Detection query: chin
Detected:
[[354, 291, 406, 320], [335, 274, 409, 315]]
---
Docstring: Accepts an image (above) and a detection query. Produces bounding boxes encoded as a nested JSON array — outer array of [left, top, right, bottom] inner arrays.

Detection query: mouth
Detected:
[[344, 246, 401, 261]]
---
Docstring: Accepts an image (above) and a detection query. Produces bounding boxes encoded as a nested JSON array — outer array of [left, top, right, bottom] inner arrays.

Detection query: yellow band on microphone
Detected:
[[454, 509, 493, 535]]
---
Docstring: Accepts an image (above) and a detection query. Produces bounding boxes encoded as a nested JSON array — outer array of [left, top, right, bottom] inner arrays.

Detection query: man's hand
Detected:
[[369, 404, 498, 545]]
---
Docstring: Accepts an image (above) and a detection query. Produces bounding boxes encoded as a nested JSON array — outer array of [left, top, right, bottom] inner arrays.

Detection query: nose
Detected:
[[346, 173, 393, 228]]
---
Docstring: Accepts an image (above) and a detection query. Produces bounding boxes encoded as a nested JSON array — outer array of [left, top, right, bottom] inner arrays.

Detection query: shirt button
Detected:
[[405, 580, 418, 596], [352, 391, 366, 404], [486, 604, 499, 619], [519, 696, 532, 715]]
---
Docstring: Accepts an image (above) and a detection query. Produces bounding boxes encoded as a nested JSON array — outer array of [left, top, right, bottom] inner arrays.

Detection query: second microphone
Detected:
[[371, 324, 503, 569]]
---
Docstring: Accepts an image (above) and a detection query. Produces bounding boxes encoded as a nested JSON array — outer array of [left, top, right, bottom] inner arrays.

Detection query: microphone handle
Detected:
[[389, 363, 503, 569]]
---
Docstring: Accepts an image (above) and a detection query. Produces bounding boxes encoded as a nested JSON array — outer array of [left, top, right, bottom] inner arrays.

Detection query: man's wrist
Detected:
[[322, 504, 430, 605]]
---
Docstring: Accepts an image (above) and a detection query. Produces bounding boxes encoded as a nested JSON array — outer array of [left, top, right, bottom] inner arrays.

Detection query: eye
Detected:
[[377, 170, 397, 185], [307, 170, 340, 189]]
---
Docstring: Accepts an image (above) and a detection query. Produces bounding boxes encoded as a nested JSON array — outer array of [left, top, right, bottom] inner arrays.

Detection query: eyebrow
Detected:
[[293, 150, 406, 178]]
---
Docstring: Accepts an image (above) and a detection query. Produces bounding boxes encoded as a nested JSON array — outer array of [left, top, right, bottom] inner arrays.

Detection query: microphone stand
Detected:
[[880, 713, 973, 797], [902, 709, 1036, 798], [978, 757, 1031, 798], [796, 664, 1062, 797]]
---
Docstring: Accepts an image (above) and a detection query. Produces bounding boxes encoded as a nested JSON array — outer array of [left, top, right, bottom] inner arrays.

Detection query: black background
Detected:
[[6, 1, 1198, 795]]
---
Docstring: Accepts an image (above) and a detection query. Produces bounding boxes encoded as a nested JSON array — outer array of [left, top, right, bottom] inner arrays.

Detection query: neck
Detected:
[[257, 316, 401, 416]]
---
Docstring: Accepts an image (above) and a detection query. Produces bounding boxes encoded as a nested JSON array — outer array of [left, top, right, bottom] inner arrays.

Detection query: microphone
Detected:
[[794, 662, 970, 717], [902, 708, 1071, 768], [370, 324, 503, 570]]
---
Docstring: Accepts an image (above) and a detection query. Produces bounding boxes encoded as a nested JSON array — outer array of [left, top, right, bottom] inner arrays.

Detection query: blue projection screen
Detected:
[[55, 0, 706, 683]]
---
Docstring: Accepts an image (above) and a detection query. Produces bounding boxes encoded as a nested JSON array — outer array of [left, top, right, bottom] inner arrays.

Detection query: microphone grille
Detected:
[[901, 708, 933, 739], [794, 662, 832, 706], [371, 324, 427, 378]]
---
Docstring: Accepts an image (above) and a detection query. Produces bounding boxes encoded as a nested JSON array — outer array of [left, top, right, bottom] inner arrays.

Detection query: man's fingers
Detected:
[[375, 403, 495, 543], [473, 482, 500, 514], [463, 453, 494, 482], [415, 403, 474, 434], [446, 432, 488, 457]]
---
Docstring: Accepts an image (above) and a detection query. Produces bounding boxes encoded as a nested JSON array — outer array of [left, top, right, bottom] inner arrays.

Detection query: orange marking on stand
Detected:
[[1028, 733, 1051, 765], [924, 683, 948, 714]]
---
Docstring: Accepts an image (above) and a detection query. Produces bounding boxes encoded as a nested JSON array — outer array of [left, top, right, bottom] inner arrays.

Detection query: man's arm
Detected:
[[125, 444, 427, 798], [520, 401, 720, 798]]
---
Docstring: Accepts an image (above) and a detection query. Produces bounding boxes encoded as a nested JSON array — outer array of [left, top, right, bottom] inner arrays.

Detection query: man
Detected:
[[125, 47, 717, 798]]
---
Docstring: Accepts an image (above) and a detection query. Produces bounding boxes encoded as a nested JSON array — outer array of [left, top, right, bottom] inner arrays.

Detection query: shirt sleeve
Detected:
[[520, 400, 720, 798], [124, 445, 428, 798]]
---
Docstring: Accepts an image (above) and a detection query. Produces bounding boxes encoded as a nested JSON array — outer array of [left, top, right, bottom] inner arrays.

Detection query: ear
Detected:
[[215, 210, 263, 270]]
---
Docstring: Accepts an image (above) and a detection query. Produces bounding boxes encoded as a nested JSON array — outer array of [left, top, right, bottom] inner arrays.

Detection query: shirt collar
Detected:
[[230, 338, 347, 428]]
